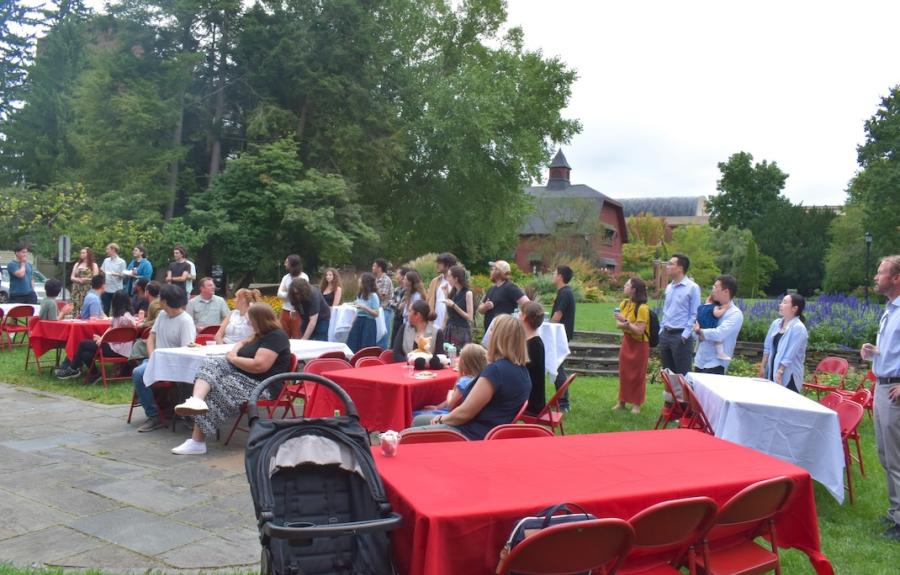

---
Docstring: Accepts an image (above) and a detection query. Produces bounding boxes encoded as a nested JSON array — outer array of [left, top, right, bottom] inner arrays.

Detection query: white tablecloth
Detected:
[[688, 372, 845, 503], [143, 339, 352, 386], [0, 304, 39, 317], [481, 317, 570, 379], [327, 304, 385, 343]]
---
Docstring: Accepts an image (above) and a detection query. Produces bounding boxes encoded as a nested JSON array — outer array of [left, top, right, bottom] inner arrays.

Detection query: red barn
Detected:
[[516, 150, 627, 273]]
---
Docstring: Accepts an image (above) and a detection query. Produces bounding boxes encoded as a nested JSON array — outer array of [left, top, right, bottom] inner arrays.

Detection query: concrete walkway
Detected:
[[0, 382, 261, 572]]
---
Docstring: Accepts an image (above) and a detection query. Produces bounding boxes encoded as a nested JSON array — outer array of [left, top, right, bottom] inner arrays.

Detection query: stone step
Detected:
[[569, 341, 620, 351], [568, 367, 620, 378], [573, 331, 621, 344]]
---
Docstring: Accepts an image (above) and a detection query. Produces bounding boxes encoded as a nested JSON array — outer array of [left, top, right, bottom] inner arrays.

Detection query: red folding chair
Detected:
[[485, 424, 555, 440], [697, 476, 795, 575], [225, 354, 299, 445], [621, 497, 718, 575], [836, 400, 865, 502], [398, 428, 469, 444], [197, 324, 220, 336], [295, 358, 353, 417], [656, 369, 687, 429], [496, 518, 634, 575], [195, 334, 216, 345], [512, 400, 529, 423], [678, 376, 714, 435], [521, 374, 576, 435], [0, 305, 33, 351], [24, 317, 62, 373], [379, 349, 395, 363], [355, 356, 384, 368], [836, 371, 876, 418], [350, 346, 382, 365], [804, 356, 849, 399], [818, 391, 844, 411], [317, 350, 349, 360], [93, 327, 138, 388]]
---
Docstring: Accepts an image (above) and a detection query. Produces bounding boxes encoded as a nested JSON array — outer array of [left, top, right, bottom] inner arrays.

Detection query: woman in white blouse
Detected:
[[215, 288, 262, 344]]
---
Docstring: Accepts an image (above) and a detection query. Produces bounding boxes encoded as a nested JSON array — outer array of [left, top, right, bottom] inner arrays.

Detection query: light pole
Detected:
[[864, 232, 873, 304]]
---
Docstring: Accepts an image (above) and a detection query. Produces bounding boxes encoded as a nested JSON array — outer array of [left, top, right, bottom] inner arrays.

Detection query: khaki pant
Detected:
[[874, 383, 900, 525]]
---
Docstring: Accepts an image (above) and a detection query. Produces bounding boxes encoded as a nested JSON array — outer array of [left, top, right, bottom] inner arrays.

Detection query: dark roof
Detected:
[[619, 196, 705, 218], [549, 149, 571, 169], [521, 184, 624, 235]]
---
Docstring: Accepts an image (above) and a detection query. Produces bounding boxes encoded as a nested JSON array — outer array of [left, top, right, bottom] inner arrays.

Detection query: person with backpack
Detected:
[[613, 276, 651, 414]]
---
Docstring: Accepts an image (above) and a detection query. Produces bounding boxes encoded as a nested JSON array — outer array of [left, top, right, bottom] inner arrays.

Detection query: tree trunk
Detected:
[[208, 14, 228, 179], [164, 90, 184, 220]]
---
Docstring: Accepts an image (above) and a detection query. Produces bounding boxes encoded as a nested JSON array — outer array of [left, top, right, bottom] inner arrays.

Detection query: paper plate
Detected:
[[413, 371, 438, 379]]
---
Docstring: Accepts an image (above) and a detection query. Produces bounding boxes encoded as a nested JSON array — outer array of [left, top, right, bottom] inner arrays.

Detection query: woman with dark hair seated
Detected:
[[520, 301, 547, 415], [410, 314, 531, 440], [288, 278, 332, 341], [171, 303, 292, 455], [55, 290, 135, 383], [392, 300, 438, 362]]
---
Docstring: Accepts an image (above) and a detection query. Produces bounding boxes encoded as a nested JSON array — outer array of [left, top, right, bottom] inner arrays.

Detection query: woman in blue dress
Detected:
[[345, 272, 381, 352]]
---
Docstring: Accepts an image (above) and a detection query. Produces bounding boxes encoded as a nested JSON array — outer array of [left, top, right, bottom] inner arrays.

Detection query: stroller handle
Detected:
[[261, 513, 403, 542], [248, 372, 359, 423]]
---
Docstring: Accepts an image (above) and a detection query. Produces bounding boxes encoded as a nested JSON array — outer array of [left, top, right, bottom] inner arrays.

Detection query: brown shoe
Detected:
[[137, 417, 165, 433]]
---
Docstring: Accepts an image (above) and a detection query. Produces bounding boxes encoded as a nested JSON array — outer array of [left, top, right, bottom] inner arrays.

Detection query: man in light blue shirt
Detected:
[[100, 243, 126, 314], [658, 254, 701, 375], [862, 255, 900, 541], [693, 274, 743, 374], [80, 275, 105, 320]]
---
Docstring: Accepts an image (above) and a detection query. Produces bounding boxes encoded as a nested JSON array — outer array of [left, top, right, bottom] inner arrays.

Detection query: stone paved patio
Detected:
[[0, 382, 261, 572]]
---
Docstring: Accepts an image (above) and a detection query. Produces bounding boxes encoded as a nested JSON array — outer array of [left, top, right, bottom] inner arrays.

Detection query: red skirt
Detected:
[[618, 335, 650, 405], [279, 309, 301, 339]]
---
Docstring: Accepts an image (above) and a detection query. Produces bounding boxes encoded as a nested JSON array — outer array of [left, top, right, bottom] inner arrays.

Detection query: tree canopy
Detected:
[[0, 0, 579, 281]]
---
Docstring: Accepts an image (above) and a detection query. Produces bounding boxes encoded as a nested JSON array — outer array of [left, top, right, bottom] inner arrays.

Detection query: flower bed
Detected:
[[737, 294, 881, 350]]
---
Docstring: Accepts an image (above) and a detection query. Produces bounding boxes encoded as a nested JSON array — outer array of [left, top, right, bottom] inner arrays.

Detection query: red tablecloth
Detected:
[[305, 363, 458, 431], [29, 319, 111, 360], [374, 429, 833, 575]]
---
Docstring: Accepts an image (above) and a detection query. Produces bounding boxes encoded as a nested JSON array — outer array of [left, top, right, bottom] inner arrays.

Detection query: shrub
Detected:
[[226, 294, 282, 314], [402, 253, 439, 283]]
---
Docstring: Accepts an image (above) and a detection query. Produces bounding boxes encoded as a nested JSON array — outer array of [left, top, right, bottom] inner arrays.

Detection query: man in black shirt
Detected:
[[166, 245, 195, 294], [478, 260, 529, 331], [551, 265, 576, 411]]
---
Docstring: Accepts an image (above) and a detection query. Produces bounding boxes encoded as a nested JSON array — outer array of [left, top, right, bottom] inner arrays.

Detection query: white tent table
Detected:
[[687, 372, 845, 503], [143, 339, 351, 386]]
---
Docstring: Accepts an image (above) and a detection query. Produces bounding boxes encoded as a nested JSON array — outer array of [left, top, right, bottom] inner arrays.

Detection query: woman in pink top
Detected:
[[54, 291, 135, 383]]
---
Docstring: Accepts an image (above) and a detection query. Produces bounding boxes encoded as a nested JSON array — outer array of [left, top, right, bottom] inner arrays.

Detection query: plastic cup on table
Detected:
[[380, 431, 399, 457]]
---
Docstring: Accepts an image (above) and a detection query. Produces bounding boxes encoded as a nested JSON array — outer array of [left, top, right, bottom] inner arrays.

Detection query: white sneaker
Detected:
[[171, 439, 207, 455], [716, 353, 732, 361], [174, 396, 209, 416]]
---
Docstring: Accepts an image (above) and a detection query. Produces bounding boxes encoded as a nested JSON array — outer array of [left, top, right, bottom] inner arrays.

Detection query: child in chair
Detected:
[[696, 294, 731, 361], [411, 343, 488, 421]]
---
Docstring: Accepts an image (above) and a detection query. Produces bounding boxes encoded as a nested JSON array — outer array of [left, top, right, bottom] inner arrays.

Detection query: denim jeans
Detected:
[[131, 360, 157, 419]]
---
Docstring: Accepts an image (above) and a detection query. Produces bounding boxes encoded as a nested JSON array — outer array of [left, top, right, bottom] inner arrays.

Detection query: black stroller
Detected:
[[245, 373, 402, 575]]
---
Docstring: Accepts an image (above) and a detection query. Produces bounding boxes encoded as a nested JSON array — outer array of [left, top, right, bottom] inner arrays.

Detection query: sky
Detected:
[[503, 0, 900, 205], [76, 0, 900, 206]]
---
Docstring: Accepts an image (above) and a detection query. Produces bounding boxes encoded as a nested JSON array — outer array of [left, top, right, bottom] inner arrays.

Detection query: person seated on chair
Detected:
[[170, 303, 292, 455], [409, 315, 531, 440], [132, 285, 196, 433], [413, 343, 487, 420], [38, 278, 72, 320], [392, 300, 438, 363], [80, 275, 106, 320], [140, 281, 162, 329], [215, 288, 262, 344], [520, 301, 547, 416], [131, 278, 150, 316], [55, 291, 135, 383], [185, 277, 230, 329]]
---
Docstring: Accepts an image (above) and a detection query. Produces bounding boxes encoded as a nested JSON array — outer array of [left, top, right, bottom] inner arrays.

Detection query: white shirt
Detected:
[[694, 303, 744, 371], [434, 275, 450, 329], [874, 295, 900, 378], [101, 256, 126, 293], [277, 272, 310, 312], [223, 309, 253, 344]]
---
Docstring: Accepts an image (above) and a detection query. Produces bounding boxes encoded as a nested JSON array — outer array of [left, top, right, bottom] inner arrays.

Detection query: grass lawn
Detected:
[[0, 311, 895, 574]]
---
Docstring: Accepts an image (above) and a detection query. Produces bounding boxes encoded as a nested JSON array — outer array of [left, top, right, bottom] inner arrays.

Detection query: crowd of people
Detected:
[[6, 240, 900, 542]]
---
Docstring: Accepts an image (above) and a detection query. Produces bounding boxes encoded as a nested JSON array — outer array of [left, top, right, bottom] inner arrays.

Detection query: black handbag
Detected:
[[497, 503, 598, 574]]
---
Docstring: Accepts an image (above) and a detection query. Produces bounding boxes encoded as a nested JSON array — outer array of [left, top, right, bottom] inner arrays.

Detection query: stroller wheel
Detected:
[[260, 547, 273, 575]]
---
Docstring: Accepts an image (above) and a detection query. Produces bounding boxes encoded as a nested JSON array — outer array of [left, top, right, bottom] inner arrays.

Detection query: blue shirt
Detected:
[[694, 303, 744, 371], [80, 291, 102, 319], [124, 259, 153, 294], [661, 276, 701, 339], [355, 293, 381, 318], [763, 317, 809, 389], [7, 261, 34, 296], [874, 295, 900, 379], [456, 358, 531, 440]]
